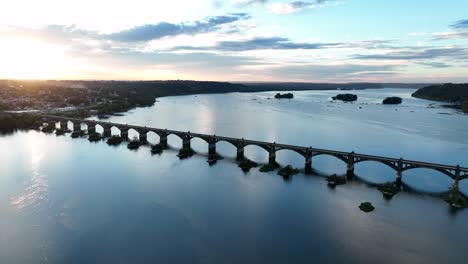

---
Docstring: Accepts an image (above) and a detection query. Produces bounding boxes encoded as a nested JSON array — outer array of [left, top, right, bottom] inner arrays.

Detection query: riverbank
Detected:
[[412, 83, 468, 113], [1, 80, 429, 119]]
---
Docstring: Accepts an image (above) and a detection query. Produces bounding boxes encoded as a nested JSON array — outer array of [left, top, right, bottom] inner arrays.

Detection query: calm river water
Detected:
[[1, 88, 467, 263]]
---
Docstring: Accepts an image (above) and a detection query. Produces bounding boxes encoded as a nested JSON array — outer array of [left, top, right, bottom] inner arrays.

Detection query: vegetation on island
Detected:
[[127, 137, 141, 150], [274, 93, 294, 99], [359, 202, 375, 213], [238, 159, 258, 171], [71, 130, 85, 138], [150, 143, 167, 154], [382, 97, 403, 105], [277, 165, 300, 177], [378, 182, 401, 198], [88, 132, 103, 142], [177, 147, 195, 159], [332, 94, 358, 102], [443, 183, 468, 209], [412, 83, 468, 113], [41, 124, 55, 133], [327, 174, 347, 187], [107, 135, 124, 146], [55, 127, 69, 136], [259, 162, 281, 172]]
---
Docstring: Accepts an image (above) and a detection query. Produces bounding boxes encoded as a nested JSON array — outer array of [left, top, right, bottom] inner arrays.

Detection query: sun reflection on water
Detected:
[[10, 134, 49, 209]]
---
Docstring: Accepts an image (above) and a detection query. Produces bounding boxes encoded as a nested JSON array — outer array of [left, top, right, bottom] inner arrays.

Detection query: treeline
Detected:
[[0, 113, 41, 131], [412, 83, 468, 113]]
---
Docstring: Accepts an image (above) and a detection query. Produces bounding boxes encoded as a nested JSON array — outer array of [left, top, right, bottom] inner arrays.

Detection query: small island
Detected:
[[88, 132, 103, 142], [177, 147, 195, 159], [127, 138, 141, 150], [238, 159, 258, 171], [274, 93, 294, 99], [382, 97, 403, 105], [107, 135, 124, 146], [151, 143, 167, 154], [332, 94, 358, 102]]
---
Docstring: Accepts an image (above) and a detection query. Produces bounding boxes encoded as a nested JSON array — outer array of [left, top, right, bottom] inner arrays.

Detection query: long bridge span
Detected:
[[40, 114, 468, 187]]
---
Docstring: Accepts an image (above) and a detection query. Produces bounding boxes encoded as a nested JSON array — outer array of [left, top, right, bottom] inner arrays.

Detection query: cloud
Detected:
[[214, 36, 342, 50], [431, 19, 468, 40], [107, 13, 250, 42], [432, 31, 468, 40], [353, 47, 468, 61], [170, 38, 393, 52], [264, 63, 400, 81], [418, 62, 451, 68], [234, 0, 269, 6], [451, 19, 468, 29], [269, 0, 335, 14]]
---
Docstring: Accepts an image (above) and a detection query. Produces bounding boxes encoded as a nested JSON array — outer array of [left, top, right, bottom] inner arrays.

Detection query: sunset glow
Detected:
[[0, 0, 467, 82]]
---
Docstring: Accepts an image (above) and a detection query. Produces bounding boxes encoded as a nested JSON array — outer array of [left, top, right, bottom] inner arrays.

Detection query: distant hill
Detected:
[[240, 82, 429, 91], [412, 83, 468, 113]]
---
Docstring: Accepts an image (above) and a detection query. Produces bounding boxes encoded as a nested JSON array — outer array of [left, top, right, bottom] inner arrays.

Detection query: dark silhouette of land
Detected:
[[412, 83, 468, 113]]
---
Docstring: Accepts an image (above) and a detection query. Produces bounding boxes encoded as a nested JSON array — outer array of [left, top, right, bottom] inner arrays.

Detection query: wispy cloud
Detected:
[[353, 47, 468, 61], [451, 19, 468, 29], [418, 62, 451, 68], [269, 0, 336, 14], [107, 13, 250, 42]]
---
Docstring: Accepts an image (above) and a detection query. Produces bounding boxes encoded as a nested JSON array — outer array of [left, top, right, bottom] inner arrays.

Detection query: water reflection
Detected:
[[10, 134, 48, 210], [1, 88, 468, 263]]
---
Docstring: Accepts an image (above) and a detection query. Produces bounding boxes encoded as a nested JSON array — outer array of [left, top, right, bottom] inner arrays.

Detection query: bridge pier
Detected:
[[60, 121, 67, 130], [454, 165, 461, 189], [305, 154, 312, 174], [48, 121, 56, 129], [269, 151, 276, 166], [347, 152, 355, 180], [396, 158, 403, 186], [159, 134, 168, 147], [237, 147, 244, 161], [73, 122, 81, 132], [139, 132, 147, 144], [121, 129, 129, 141], [208, 142, 217, 162], [88, 124, 96, 134], [182, 136, 191, 149], [103, 126, 112, 138]]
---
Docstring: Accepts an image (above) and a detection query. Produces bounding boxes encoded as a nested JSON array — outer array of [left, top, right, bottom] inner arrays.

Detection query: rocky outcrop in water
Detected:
[[382, 97, 402, 105], [332, 94, 358, 102], [274, 93, 294, 99]]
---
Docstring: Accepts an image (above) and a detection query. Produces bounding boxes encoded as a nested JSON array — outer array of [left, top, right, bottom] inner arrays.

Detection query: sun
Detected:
[[0, 37, 67, 79]]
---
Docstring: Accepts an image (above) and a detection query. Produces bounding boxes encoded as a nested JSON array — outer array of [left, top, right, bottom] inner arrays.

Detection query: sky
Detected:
[[0, 0, 468, 82]]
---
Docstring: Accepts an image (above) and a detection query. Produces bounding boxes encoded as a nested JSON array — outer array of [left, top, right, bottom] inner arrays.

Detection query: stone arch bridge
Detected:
[[40, 115, 468, 186]]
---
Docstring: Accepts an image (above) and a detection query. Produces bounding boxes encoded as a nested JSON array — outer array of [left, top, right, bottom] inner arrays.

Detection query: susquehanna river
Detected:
[[1, 88, 468, 263]]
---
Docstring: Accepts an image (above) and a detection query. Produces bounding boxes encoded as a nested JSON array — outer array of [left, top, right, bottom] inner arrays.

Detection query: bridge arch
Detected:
[[190, 137, 210, 153], [311, 153, 348, 175], [215, 140, 238, 158], [216, 139, 239, 150], [402, 166, 456, 179], [146, 131, 159, 144], [312, 153, 348, 164], [275, 147, 306, 158], [401, 168, 455, 193], [353, 160, 399, 184], [191, 135, 211, 145], [354, 159, 398, 171], [243, 144, 270, 163], [127, 128, 140, 141], [275, 148, 306, 168]]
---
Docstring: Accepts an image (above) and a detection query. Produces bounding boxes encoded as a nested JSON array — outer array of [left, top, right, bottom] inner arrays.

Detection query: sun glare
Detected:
[[0, 38, 66, 79]]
